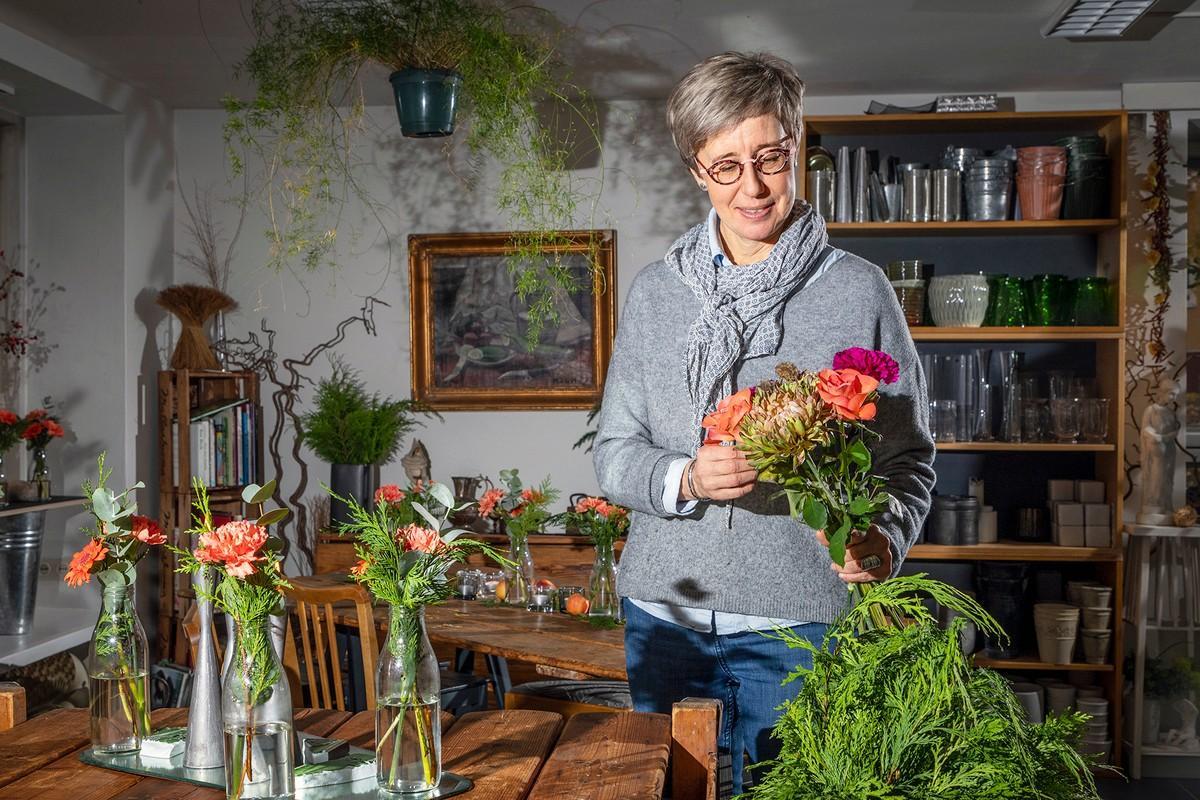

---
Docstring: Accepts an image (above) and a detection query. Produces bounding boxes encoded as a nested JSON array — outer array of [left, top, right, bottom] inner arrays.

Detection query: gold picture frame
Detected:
[[408, 230, 616, 410]]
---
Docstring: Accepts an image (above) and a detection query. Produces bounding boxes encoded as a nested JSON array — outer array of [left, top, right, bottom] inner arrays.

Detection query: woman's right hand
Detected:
[[682, 444, 758, 502]]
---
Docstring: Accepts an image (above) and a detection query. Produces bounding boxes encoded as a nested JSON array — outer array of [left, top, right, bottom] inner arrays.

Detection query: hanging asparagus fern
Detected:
[[224, 0, 605, 343]]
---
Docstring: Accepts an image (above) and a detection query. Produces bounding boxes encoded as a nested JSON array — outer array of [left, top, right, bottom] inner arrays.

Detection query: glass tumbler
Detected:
[[1081, 398, 1110, 443], [1050, 398, 1082, 443], [1072, 277, 1112, 326], [1030, 274, 1068, 326], [993, 276, 1029, 327]]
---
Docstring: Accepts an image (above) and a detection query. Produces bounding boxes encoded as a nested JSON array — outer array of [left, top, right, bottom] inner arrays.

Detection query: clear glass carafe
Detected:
[[376, 605, 442, 793]]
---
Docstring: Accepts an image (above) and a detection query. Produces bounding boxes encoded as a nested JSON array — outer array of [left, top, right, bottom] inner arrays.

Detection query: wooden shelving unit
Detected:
[[910, 326, 1122, 342], [909, 540, 1121, 562], [156, 369, 262, 664], [803, 109, 1129, 763], [936, 442, 1116, 453], [826, 219, 1119, 236]]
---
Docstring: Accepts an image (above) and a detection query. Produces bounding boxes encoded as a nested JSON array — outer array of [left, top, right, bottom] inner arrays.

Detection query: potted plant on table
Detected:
[[174, 479, 293, 800], [66, 453, 164, 754], [298, 361, 434, 527], [559, 496, 628, 619], [332, 480, 505, 793], [225, 0, 602, 343]]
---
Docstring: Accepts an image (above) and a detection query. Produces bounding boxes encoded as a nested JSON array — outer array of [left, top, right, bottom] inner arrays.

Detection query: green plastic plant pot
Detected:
[[389, 68, 462, 138]]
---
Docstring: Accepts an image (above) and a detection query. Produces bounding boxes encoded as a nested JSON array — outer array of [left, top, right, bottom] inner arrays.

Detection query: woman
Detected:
[[593, 52, 936, 793]]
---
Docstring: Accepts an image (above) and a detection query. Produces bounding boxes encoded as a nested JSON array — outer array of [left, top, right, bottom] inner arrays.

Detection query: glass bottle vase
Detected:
[[376, 605, 442, 794], [588, 540, 620, 618], [503, 533, 534, 607], [28, 445, 50, 500], [0, 451, 8, 508], [87, 582, 151, 754], [222, 615, 294, 800]]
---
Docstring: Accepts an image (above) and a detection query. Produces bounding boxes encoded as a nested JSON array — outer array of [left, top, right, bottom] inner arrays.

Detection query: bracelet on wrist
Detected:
[[685, 458, 702, 501]]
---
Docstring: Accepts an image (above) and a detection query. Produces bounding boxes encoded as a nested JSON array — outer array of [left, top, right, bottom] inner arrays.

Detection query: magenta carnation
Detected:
[[832, 347, 900, 385]]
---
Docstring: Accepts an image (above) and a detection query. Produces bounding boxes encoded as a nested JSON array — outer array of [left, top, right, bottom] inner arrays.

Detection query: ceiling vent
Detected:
[[1042, 0, 1182, 39]]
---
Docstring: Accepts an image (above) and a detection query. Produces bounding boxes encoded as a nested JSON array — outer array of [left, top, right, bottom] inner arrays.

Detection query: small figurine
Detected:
[[401, 440, 432, 485], [1138, 376, 1182, 524]]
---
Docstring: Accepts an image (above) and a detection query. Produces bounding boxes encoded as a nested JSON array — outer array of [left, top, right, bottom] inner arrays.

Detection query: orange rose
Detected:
[[701, 387, 754, 444], [816, 368, 879, 421]]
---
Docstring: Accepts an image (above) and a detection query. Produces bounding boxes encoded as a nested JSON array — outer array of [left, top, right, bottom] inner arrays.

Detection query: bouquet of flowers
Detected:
[[704, 348, 895, 572], [68, 453, 162, 748], [0, 408, 20, 453], [479, 469, 557, 606], [21, 406, 65, 448], [333, 481, 507, 792], [174, 479, 292, 800]]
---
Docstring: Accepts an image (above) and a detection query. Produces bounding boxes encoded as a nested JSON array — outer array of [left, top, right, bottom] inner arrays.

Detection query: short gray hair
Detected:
[[666, 52, 805, 168]]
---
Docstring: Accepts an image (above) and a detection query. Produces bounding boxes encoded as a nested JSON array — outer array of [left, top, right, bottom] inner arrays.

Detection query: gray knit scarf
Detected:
[[666, 202, 829, 426]]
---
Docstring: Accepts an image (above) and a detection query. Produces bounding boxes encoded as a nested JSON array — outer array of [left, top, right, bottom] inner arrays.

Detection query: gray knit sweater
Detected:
[[594, 250, 936, 623]]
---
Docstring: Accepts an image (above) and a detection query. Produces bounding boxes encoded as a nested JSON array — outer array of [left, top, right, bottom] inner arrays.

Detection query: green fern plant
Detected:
[[298, 361, 437, 465], [224, 0, 605, 343]]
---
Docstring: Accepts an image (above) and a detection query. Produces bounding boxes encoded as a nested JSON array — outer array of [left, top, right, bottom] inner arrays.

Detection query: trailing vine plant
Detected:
[[224, 0, 605, 343]]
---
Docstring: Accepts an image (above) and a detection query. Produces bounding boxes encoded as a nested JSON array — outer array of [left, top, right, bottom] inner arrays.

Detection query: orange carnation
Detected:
[[43, 419, 65, 438], [702, 387, 754, 444], [0, 409, 17, 426], [478, 488, 504, 517], [64, 539, 109, 588], [195, 519, 268, 578], [131, 514, 166, 546], [816, 368, 879, 421], [350, 558, 370, 577], [375, 484, 406, 506], [398, 524, 445, 555]]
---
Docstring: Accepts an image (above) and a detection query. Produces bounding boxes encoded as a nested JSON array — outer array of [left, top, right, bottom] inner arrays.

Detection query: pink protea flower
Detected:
[[195, 519, 269, 578], [832, 348, 899, 385]]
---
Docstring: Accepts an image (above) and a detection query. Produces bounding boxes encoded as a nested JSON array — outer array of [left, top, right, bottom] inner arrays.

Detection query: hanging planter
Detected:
[[389, 68, 462, 138]]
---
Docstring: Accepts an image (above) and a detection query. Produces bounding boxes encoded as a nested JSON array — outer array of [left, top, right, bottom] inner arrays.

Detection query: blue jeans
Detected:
[[622, 600, 827, 795]]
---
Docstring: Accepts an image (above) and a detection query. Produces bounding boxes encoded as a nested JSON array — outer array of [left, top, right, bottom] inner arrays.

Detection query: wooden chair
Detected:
[[0, 683, 25, 731], [282, 577, 378, 711]]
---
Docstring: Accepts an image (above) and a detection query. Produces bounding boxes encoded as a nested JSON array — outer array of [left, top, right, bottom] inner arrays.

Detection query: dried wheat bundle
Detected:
[[156, 284, 237, 370]]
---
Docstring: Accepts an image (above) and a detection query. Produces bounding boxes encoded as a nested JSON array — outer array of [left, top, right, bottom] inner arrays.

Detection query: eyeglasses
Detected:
[[694, 139, 794, 185]]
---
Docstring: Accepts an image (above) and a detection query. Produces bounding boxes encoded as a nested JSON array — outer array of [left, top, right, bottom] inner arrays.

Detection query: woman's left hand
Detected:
[[814, 525, 892, 583]]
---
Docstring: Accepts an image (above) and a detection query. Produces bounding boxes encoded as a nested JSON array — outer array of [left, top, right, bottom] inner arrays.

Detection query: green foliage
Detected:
[[225, 0, 604, 343], [1128, 653, 1200, 699], [173, 480, 293, 707], [571, 400, 602, 453], [747, 576, 1105, 800], [298, 361, 436, 465]]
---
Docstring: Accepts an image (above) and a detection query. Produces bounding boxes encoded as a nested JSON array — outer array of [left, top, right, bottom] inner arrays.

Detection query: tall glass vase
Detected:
[[28, 445, 50, 500], [87, 582, 150, 754], [0, 450, 9, 508], [588, 540, 619, 619], [222, 616, 294, 800], [376, 605, 441, 793], [503, 532, 534, 607]]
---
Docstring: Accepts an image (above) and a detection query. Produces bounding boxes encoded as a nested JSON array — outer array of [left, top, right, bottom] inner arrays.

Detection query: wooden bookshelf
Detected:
[[156, 369, 263, 664], [802, 108, 1128, 761]]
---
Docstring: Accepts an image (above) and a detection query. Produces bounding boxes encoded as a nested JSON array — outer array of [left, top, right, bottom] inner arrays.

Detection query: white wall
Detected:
[[172, 89, 1121, 571]]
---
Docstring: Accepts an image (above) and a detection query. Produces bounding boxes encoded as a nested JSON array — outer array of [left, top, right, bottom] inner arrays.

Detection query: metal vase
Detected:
[[185, 566, 223, 769], [0, 512, 44, 635]]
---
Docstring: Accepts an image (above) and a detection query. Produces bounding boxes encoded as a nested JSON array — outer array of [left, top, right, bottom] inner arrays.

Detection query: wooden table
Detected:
[[0, 706, 673, 799], [298, 574, 628, 703]]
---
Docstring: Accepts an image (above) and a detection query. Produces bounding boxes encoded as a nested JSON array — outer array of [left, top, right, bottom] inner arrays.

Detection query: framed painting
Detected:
[[408, 230, 616, 410]]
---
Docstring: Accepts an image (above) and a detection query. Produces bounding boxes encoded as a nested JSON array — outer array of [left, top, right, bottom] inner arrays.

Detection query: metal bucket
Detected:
[[0, 511, 45, 635]]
